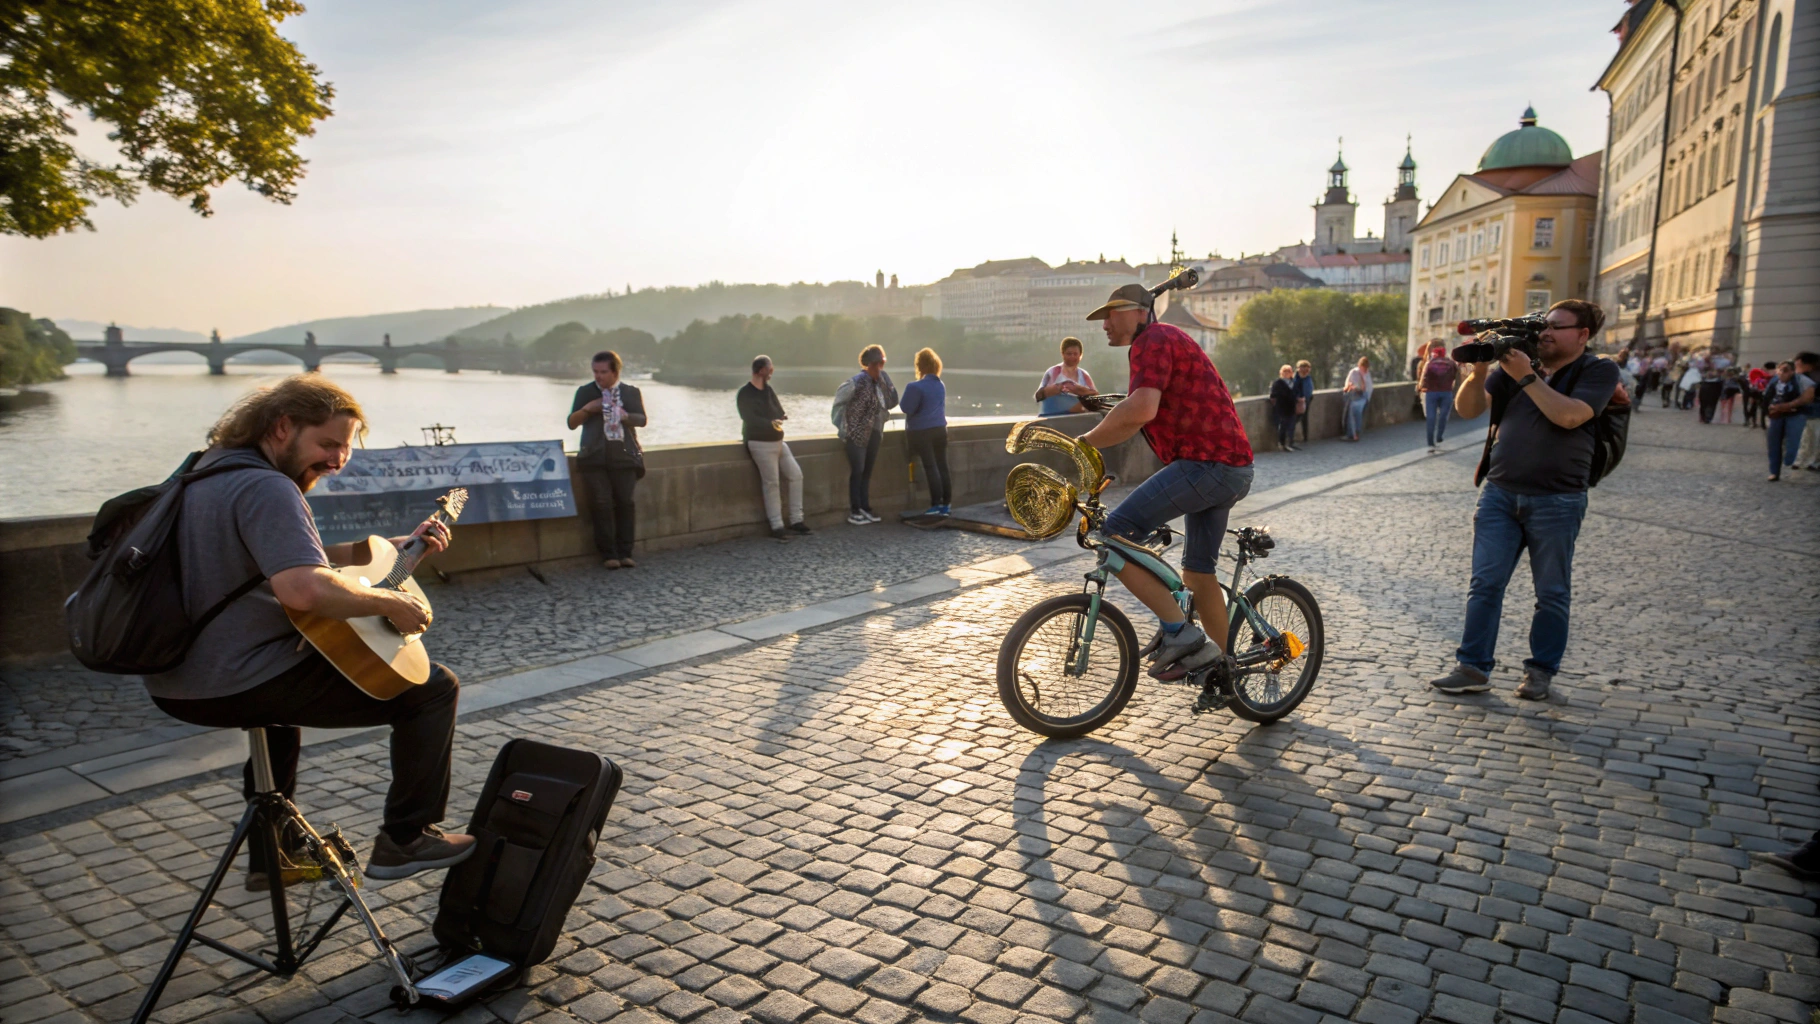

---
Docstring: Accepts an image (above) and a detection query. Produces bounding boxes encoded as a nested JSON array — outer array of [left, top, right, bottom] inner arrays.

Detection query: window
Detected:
[[1457, 234, 1469, 262], [1724, 124, 1738, 181], [1524, 289, 1550, 313], [1693, 251, 1705, 293], [1472, 231, 1484, 256], [1533, 217, 1555, 249], [1489, 223, 1502, 250], [1438, 241, 1449, 264], [1427, 306, 1443, 324], [1419, 244, 1430, 269]]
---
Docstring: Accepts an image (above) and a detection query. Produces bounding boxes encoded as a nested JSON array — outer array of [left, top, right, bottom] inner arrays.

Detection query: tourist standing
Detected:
[[1035, 337, 1097, 416], [1746, 361, 1774, 427], [1417, 341, 1459, 452], [568, 351, 647, 569], [1764, 360, 1816, 482], [833, 345, 897, 525], [1718, 368, 1742, 424], [1795, 352, 1820, 469], [1268, 365, 1298, 451], [1677, 359, 1702, 411], [1696, 354, 1723, 424], [901, 347, 952, 516], [739, 355, 812, 540], [1293, 361, 1315, 444], [1342, 356, 1373, 441]]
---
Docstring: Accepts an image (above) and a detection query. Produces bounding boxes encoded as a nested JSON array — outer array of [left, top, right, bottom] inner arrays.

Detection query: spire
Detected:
[[1399, 134, 1416, 171], [1520, 105, 1538, 127]]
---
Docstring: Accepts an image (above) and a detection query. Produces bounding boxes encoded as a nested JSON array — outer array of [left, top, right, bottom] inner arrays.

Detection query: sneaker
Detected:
[[769, 526, 789, 540], [861, 509, 882, 523], [1764, 834, 1820, 879], [847, 512, 870, 526], [1515, 667, 1552, 701], [938, 505, 952, 515], [922, 506, 947, 518], [603, 559, 621, 570], [1138, 628, 1165, 661], [788, 521, 814, 535], [1429, 663, 1490, 694], [620, 558, 636, 569], [365, 826, 477, 881], [1146, 624, 1211, 678]]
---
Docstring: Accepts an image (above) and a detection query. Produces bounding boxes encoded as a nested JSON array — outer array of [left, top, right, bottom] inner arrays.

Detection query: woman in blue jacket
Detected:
[[900, 348, 952, 516]]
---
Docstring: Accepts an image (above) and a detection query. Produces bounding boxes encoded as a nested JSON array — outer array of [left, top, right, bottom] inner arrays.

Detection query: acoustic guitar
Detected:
[[286, 488, 468, 700]]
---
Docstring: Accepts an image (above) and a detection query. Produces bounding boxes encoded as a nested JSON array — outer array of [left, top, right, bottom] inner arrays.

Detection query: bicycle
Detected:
[[994, 422, 1324, 738]]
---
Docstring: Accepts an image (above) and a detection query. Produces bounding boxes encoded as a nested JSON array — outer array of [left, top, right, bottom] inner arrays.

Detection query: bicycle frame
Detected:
[[1062, 495, 1281, 677]]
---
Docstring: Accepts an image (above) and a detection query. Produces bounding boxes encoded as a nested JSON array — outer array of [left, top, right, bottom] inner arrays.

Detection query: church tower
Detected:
[[1313, 145, 1357, 255], [1383, 138, 1419, 253]]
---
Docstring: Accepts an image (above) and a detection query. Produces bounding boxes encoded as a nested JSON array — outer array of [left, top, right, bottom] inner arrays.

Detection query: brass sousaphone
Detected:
[[1003, 422, 1107, 539]]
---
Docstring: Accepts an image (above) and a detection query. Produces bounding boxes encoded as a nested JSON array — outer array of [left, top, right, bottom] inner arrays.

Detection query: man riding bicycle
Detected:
[[1077, 283, 1256, 680]]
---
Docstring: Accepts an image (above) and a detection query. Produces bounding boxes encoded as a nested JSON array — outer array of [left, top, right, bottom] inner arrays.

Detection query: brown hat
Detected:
[[1086, 283, 1154, 321]]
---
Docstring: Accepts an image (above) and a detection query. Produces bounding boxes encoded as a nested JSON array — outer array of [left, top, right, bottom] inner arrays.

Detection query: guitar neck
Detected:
[[386, 510, 450, 586]]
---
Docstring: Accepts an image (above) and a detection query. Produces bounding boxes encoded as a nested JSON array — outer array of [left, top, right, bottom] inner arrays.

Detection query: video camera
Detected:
[[1451, 312, 1546, 364]]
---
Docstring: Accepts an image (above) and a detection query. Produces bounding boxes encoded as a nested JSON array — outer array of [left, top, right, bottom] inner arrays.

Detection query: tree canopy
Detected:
[[1218, 289, 1408, 395], [0, 308, 76, 386], [1, 0, 334, 237], [525, 323, 659, 372]]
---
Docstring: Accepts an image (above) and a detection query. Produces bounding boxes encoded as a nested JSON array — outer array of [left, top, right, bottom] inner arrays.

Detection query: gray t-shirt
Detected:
[[146, 448, 331, 701], [1485, 356, 1621, 495]]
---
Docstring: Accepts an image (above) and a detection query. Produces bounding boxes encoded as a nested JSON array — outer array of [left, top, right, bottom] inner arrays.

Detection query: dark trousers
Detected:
[[579, 462, 638, 559], [1295, 409, 1310, 443], [1273, 409, 1295, 449], [845, 430, 881, 514], [1697, 381, 1722, 423], [154, 655, 459, 848], [906, 426, 952, 506]]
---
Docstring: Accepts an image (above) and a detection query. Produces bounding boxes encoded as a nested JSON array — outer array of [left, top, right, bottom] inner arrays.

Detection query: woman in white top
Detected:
[[1036, 336, 1097, 416], [1342, 356, 1373, 441]]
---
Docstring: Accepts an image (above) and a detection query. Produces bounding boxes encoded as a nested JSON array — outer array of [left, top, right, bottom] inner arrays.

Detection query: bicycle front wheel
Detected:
[[1226, 576, 1324, 723], [996, 593, 1139, 738]]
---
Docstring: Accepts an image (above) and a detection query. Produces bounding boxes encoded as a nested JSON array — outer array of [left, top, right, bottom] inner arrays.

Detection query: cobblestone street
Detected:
[[1, 410, 1815, 1024]]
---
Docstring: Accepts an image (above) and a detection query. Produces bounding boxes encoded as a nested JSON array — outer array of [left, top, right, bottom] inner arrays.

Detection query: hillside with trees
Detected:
[[1, 309, 77, 387], [453, 281, 895, 345]]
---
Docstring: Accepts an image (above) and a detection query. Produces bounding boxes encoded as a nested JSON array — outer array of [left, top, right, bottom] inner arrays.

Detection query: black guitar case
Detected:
[[421, 739, 621, 1003]]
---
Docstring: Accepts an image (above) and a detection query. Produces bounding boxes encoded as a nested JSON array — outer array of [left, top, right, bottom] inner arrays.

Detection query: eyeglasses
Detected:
[[1542, 320, 1582, 332]]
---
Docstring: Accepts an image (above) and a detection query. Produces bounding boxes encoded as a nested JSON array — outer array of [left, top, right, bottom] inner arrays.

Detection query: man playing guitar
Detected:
[[148, 375, 475, 885]]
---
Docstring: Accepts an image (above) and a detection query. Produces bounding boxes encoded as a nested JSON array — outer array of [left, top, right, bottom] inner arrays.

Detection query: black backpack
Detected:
[[432, 740, 622, 983], [65, 449, 274, 674], [1476, 354, 1630, 489]]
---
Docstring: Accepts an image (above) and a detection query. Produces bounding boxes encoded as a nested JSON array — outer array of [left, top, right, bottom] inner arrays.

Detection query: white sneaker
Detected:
[[846, 512, 870, 526], [861, 509, 881, 523]]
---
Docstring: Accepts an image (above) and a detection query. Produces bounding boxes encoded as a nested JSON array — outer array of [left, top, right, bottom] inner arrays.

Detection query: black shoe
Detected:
[[1430, 664, 1490, 694], [787, 521, 814, 535], [770, 526, 789, 540]]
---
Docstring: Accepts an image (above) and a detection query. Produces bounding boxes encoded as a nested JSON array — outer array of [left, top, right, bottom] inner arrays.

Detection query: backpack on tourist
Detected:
[[65, 449, 273, 674], [1475, 354, 1630, 489]]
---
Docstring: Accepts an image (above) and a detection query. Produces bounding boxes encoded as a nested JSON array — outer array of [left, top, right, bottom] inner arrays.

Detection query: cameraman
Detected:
[[1431, 299, 1620, 701]]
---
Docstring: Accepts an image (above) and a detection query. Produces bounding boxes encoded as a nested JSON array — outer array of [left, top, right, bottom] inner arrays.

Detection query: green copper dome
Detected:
[[1477, 107, 1573, 171]]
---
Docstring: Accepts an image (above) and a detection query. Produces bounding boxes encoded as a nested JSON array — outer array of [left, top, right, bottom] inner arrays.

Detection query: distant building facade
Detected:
[[1406, 109, 1602, 360], [922, 258, 1141, 340], [1179, 262, 1320, 329], [1591, 0, 1674, 348]]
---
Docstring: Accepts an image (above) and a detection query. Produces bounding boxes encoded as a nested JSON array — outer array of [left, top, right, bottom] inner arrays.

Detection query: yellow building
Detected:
[[1406, 110, 1603, 360]]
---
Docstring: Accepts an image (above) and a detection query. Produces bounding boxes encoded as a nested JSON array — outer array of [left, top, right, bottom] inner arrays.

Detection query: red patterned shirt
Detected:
[[1125, 322, 1253, 467]]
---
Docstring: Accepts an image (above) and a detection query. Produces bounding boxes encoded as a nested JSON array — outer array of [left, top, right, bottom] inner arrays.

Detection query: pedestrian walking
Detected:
[[1717, 368, 1741, 424], [1795, 352, 1820, 469], [1293, 361, 1315, 444], [1268, 365, 1298, 451], [567, 350, 647, 569], [1677, 360, 1701, 411], [1746, 361, 1774, 427], [901, 347, 953, 516], [1035, 337, 1097, 416], [739, 355, 812, 540], [1417, 341, 1459, 452], [1696, 355, 1723, 424], [1342, 356, 1372, 441], [833, 345, 898, 525], [1764, 360, 1815, 482]]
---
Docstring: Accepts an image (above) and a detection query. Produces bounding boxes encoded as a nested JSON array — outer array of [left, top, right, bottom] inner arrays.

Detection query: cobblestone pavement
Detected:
[[0, 419, 1445, 766], [3, 410, 1815, 1024]]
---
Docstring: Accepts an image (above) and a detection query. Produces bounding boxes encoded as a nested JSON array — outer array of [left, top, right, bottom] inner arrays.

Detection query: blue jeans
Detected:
[[1344, 396, 1368, 438], [1424, 392, 1452, 446], [1767, 413, 1807, 475], [1102, 459, 1254, 574], [1456, 481, 1587, 677]]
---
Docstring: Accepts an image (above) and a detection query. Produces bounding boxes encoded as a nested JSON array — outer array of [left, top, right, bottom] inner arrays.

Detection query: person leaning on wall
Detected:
[[738, 355, 813, 540], [567, 350, 647, 569]]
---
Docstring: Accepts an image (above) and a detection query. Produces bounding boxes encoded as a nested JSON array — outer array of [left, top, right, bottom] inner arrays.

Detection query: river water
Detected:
[[0, 360, 1095, 519]]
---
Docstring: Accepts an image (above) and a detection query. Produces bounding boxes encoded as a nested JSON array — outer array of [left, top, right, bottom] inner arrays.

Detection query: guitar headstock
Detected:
[[436, 488, 469, 525]]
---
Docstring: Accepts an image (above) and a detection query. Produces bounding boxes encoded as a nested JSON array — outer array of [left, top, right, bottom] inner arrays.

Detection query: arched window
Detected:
[[1692, 251, 1705, 294]]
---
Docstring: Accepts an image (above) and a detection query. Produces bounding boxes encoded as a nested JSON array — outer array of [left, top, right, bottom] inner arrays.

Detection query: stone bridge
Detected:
[[72, 326, 522, 376]]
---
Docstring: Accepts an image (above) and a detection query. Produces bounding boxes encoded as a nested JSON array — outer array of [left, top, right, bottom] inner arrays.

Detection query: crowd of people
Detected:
[[1622, 346, 1819, 481]]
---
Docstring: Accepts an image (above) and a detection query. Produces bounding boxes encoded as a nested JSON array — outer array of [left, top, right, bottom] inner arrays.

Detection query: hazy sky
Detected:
[[2, 0, 1624, 337]]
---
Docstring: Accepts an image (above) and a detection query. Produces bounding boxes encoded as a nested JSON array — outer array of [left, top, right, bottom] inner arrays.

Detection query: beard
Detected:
[[274, 435, 333, 492]]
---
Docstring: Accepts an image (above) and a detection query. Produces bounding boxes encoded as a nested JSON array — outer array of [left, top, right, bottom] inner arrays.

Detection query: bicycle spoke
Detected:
[[1015, 611, 1121, 722]]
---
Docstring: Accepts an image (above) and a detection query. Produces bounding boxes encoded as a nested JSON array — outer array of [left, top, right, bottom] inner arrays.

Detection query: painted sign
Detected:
[[307, 440, 576, 543]]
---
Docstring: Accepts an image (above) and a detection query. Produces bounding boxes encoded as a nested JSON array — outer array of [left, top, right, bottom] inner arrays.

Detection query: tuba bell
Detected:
[[1003, 421, 1106, 539]]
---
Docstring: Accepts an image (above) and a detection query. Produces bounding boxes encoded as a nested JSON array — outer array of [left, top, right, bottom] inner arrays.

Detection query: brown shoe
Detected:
[[603, 558, 621, 570], [619, 558, 636, 569], [1515, 667, 1552, 701], [365, 826, 477, 880]]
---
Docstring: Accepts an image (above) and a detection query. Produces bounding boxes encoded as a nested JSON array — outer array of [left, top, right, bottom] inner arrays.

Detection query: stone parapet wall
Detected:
[[0, 383, 1413, 660]]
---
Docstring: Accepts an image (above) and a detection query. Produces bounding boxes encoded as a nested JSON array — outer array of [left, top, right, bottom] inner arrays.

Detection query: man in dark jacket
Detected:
[[567, 351, 647, 569]]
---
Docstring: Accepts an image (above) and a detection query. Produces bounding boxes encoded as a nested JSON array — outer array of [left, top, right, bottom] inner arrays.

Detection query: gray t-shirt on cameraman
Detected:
[[146, 448, 332, 702], [1485, 355, 1621, 495]]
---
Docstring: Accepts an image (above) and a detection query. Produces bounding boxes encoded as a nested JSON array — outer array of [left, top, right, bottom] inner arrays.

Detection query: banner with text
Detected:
[[308, 440, 576, 544]]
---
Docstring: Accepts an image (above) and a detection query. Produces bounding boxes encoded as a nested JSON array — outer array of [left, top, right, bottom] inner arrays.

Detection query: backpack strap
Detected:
[[176, 450, 286, 633], [1474, 379, 1513, 487]]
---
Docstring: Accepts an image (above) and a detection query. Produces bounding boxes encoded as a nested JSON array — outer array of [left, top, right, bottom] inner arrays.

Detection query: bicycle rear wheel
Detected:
[[1225, 577, 1323, 723], [997, 593, 1139, 738]]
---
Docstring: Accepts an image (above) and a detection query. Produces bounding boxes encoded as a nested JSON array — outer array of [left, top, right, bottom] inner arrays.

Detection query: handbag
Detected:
[[1294, 397, 1307, 415]]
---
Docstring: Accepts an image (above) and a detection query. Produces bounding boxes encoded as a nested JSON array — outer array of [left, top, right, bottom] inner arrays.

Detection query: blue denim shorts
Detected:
[[1102, 459, 1255, 573]]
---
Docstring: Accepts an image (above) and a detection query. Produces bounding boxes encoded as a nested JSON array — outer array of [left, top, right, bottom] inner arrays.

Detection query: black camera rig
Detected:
[[1451, 312, 1545, 364]]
